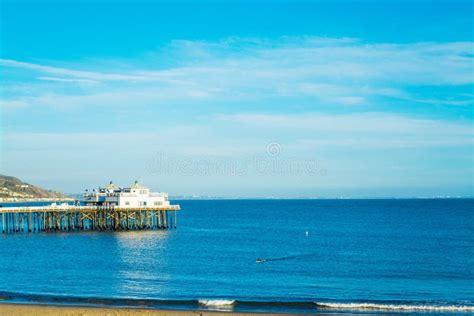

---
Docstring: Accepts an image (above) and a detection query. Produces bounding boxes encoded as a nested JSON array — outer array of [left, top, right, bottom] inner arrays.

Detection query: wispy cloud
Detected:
[[2, 110, 472, 195], [3, 112, 472, 152], [217, 112, 474, 147], [37, 76, 99, 84], [0, 59, 153, 81], [1, 37, 473, 110], [1, 37, 473, 195]]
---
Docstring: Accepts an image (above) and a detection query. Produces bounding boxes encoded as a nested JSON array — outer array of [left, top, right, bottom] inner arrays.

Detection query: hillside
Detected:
[[0, 175, 73, 202]]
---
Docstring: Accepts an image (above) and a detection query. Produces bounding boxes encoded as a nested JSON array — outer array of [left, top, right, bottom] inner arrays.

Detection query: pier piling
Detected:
[[0, 205, 180, 234]]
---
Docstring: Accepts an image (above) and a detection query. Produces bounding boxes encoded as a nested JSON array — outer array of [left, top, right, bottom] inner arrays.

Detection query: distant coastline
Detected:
[[169, 196, 474, 200], [0, 175, 72, 202], [0, 197, 74, 203], [1, 196, 472, 203]]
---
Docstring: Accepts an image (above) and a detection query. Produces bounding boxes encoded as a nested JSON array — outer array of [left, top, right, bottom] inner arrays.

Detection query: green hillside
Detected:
[[0, 175, 72, 202]]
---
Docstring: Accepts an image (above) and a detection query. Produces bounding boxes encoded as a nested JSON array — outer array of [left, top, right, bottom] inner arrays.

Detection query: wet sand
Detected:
[[0, 303, 298, 316]]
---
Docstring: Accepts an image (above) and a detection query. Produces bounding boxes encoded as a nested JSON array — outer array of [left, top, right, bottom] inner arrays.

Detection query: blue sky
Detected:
[[0, 0, 473, 197]]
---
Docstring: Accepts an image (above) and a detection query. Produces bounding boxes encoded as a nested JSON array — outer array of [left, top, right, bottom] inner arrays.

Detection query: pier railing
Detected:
[[0, 205, 180, 234]]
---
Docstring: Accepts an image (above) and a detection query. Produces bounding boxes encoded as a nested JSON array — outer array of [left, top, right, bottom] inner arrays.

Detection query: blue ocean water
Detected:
[[0, 199, 473, 314]]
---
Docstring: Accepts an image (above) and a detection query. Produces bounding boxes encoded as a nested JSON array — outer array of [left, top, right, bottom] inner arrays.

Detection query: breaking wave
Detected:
[[315, 302, 474, 312], [198, 299, 236, 307], [1, 291, 473, 313]]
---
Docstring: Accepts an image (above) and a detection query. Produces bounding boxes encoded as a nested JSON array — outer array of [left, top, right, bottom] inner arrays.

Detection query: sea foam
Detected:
[[315, 302, 474, 312], [198, 299, 236, 307]]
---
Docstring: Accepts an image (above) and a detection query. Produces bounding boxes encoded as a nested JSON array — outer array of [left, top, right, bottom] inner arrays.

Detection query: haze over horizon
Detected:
[[1, 0, 473, 198]]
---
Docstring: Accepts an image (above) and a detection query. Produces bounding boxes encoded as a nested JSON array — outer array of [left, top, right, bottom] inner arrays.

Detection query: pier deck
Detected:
[[0, 205, 180, 233]]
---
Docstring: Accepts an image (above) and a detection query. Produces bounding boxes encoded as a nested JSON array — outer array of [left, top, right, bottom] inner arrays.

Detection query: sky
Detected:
[[0, 0, 473, 197]]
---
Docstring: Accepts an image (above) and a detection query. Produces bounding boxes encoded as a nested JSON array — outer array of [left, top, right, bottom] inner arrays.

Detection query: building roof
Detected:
[[104, 181, 120, 190], [130, 180, 148, 190]]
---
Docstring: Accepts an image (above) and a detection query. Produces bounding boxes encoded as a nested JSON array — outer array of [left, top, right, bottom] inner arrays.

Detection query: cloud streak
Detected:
[[37, 76, 99, 84], [1, 37, 473, 196], [1, 37, 473, 110], [217, 112, 474, 147], [3, 112, 472, 151]]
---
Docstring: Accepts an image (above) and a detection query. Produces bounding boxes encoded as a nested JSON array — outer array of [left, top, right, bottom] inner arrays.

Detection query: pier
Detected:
[[0, 205, 180, 234]]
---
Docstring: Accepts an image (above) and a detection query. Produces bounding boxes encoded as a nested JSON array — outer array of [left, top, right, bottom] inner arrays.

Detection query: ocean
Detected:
[[0, 199, 473, 314]]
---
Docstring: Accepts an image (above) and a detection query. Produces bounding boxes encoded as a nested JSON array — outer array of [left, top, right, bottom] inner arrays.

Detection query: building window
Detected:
[[154, 201, 162, 206], [125, 201, 130, 206], [139, 201, 147, 206], [140, 189, 147, 195]]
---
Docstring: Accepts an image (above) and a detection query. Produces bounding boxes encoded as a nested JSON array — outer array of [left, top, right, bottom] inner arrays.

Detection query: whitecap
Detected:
[[315, 302, 474, 312], [198, 299, 236, 307]]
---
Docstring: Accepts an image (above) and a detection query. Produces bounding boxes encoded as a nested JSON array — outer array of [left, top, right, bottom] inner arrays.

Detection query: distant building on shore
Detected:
[[82, 181, 170, 208]]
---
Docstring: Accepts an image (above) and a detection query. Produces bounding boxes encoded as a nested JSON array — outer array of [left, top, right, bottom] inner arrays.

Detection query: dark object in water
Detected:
[[255, 253, 320, 264]]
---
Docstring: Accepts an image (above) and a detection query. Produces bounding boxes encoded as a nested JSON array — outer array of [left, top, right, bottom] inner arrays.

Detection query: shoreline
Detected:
[[1, 301, 473, 315], [0, 303, 302, 316]]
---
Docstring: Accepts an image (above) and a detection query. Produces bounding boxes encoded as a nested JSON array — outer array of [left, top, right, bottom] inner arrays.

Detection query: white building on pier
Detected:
[[82, 181, 170, 208]]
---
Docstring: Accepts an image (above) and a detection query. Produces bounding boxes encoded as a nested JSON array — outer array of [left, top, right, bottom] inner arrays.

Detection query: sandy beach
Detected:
[[0, 303, 297, 316]]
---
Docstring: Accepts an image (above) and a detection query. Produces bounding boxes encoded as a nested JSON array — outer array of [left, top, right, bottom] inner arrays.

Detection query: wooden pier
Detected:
[[0, 205, 180, 234]]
